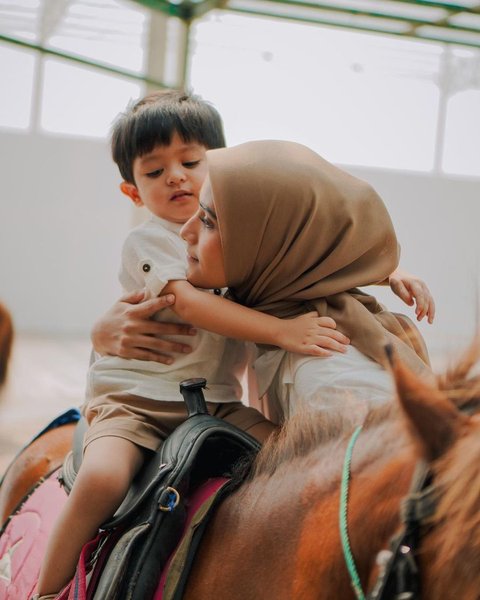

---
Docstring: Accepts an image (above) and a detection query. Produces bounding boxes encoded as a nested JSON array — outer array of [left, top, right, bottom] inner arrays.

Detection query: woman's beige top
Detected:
[[207, 140, 430, 378]]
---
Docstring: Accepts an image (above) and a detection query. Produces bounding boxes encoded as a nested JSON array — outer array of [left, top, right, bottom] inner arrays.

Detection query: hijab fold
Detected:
[[207, 140, 430, 376]]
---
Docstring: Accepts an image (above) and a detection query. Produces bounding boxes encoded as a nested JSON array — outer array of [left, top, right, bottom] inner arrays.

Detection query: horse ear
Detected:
[[386, 346, 467, 461]]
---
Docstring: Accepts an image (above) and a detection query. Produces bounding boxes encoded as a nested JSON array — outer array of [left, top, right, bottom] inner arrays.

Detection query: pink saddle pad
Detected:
[[0, 471, 67, 600]]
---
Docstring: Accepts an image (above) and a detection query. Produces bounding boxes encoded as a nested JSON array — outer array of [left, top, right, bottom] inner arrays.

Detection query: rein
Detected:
[[339, 427, 437, 600], [339, 425, 365, 600]]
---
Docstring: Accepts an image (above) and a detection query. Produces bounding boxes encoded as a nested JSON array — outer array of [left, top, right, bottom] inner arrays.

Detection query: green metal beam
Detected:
[[0, 33, 171, 88], [257, 0, 447, 28], [132, 0, 225, 21], [229, 0, 480, 35], [250, 0, 480, 16], [388, 0, 480, 15], [225, 6, 480, 49], [129, 0, 480, 48]]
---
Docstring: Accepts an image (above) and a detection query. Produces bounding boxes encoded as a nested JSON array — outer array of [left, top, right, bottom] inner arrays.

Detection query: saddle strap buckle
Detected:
[[158, 487, 181, 512]]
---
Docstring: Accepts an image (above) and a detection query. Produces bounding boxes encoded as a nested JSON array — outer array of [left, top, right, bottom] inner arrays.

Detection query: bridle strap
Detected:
[[367, 460, 435, 600], [340, 434, 437, 600]]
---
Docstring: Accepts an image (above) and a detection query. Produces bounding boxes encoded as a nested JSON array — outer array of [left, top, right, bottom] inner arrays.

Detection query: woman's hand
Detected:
[[276, 313, 350, 356], [91, 290, 196, 364], [388, 268, 435, 324]]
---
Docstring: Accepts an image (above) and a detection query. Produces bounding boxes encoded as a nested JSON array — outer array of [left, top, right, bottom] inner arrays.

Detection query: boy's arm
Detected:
[[379, 267, 435, 324], [165, 280, 349, 356]]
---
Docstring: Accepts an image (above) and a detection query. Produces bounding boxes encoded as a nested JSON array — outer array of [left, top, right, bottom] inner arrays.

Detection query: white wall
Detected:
[[0, 131, 131, 334], [0, 131, 478, 367], [346, 165, 480, 365]]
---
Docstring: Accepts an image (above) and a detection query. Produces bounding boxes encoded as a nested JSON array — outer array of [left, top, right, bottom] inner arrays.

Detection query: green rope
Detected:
[[339, 425, 366, 600]]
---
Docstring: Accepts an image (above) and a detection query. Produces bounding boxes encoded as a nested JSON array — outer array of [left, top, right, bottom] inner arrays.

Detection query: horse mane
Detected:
[[250, 341, 480, 482], [437, 339, 480, 411], [425, 342, 480, 598], [249, 400, 396, 480]]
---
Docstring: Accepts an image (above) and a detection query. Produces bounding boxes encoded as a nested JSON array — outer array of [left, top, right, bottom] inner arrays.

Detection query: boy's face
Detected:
[[120, 132, 208, 224]]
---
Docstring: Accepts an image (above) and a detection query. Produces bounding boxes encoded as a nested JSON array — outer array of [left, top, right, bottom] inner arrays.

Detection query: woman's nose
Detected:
[[180, 215, 196, 241]]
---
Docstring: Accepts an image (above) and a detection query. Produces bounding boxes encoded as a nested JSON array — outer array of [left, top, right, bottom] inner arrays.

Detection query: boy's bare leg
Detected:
[[36, 436, 144, 596]]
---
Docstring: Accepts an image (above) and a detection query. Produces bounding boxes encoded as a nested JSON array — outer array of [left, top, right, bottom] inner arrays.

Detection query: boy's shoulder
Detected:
[[122, 215, 185, 261], [128, 214, 172, 234]]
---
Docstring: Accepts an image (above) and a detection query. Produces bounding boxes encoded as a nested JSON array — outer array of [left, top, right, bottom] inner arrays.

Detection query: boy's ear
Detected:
[[120, 181, 144, 207]]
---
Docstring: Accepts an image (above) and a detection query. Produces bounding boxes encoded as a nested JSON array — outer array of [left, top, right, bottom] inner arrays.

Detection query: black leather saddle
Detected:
[[60, 378, 260, 599]]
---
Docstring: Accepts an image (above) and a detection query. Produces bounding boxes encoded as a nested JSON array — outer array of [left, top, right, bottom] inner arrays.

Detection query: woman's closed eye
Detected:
[[199, 212, 214, 229]]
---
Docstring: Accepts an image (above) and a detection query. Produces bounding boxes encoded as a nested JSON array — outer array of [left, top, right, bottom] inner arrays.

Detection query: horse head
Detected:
[[390, 344, 480, 600]]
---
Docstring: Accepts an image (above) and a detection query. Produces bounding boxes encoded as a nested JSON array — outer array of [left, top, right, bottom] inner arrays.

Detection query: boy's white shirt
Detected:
[[87, 215, 248, 404]]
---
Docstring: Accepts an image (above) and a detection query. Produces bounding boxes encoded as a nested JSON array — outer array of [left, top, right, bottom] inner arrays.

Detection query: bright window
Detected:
[[47, 0, 148, 73], [40, 58, 142, 138], [189, 12, 447, 173], [443, 89, 480, 177], [0, 44, 36, 130]]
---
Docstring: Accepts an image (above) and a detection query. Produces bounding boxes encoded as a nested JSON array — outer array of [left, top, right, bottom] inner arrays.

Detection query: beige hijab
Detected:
[[207, 140, 430, 376]]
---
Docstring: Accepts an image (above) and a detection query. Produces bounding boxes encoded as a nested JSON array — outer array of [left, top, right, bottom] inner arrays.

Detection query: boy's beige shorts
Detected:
[[82, 392, 276, 451]]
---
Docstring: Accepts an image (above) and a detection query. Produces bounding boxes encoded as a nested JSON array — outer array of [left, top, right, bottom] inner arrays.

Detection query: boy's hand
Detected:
[[388, 269, 435, 324], [91, 290, 196, 363], [276, 313, 350, 356]]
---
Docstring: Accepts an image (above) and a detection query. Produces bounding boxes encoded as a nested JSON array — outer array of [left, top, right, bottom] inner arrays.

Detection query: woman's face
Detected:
[[180, 175, 227, 289]]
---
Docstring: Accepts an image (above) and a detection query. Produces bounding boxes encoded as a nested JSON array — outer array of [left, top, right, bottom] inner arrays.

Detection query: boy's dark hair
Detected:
[[111, 90, 226, 183]]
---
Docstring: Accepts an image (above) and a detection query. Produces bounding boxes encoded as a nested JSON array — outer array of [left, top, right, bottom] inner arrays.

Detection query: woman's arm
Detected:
[[91, 290, 196, 363], [167, 280, 349, 356]]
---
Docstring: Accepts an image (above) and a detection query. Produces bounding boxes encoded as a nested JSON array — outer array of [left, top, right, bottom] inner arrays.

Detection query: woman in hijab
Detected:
[[181, 140, 432, 419]]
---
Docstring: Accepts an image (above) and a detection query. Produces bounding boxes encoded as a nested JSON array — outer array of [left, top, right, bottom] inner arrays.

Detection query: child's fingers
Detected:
[[316, 316, 337, 329], [303, 312, 337, 329], [409, 280, 435, 323], [427, 298, 436, 324], [392, 280, 414, 305], [417, 297, 435, 323], [131, 294, 176, 318], [315, 324, 350, 345], [305, 345, 333, 357], [315, 337, 348, 353], [415, 296, 427, 320]]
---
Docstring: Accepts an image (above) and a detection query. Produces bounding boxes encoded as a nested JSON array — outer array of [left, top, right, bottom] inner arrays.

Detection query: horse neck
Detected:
[[291, 421, 417, 599], [224, 422, 415, 600]]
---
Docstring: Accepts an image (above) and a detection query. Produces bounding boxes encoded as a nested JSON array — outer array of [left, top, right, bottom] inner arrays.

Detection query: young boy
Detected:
[[35, 90, 350, 598]]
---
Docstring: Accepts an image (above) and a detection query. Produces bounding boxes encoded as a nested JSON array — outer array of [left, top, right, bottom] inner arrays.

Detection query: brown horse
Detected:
[[0, 302, 13, 389], [1, 349, 479, 599], [182, 349, 480, 600]]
